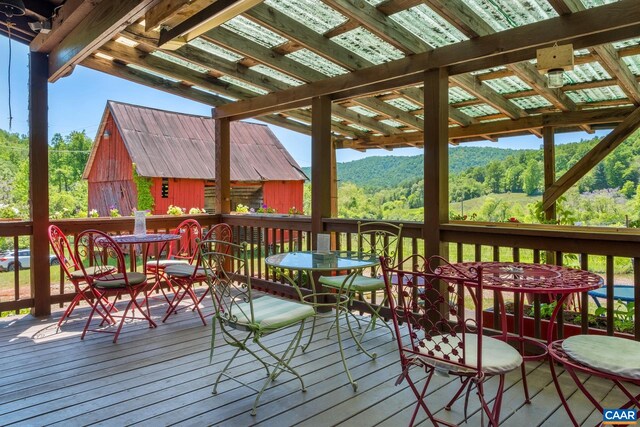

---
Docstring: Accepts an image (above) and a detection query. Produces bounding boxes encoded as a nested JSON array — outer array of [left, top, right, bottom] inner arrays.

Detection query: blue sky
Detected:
[[0, 38, 607, 167]]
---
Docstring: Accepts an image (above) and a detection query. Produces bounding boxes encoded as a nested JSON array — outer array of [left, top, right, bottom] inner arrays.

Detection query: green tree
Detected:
[[522, 161, 542, 196]]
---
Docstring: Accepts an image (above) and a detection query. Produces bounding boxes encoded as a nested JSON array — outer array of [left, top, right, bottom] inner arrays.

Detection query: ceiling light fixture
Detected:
[[536, 43, 574, 89], [28, 20, 52, 34]]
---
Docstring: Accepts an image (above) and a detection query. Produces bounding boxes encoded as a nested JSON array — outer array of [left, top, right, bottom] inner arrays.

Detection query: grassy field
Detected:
[[449, 192, 538, 218]]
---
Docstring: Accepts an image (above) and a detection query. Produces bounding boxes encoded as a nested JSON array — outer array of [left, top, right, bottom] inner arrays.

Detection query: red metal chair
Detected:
[[48, 225, 115, 328], [163, 223, 233, 325], [549, 335, 640, 427], [146, 219, 201, 304], [380, 255, 522, 427], [75, 229, 156, 343]]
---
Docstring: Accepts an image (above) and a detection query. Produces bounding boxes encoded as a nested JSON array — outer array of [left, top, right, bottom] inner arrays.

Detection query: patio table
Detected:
[[437, 261, 603, 403], [265, 250, 378, 391]]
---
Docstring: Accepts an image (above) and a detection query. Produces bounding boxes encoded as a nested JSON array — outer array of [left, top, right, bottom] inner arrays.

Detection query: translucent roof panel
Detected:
[[622, 55, 640, 75], [348, 106, 378, 117], [151, 51, 209, 73], [379, 119, 404, 128], [218, 76, 269, 95], [483, 76, 531, 94], [188, 38, 243, 62], [264, 0, 347, 34], [612, 38, 640, 50], [193, 86, 237, 101], [470, 66, 507, 76], [332, 27, 404, 65], [222, 16, 287, 48], [566, 86, 628, 104], [449, 87, 476, 103], [509, 95, 552, 110], [386, 98, 421, 111], [127, 64, 180, 82], [389, 4, 468, 48], [459, 103, 500, 117], [564, 62, 612, 84], [287, 49, 348, 77], [465, 0, 557, 32], [348, 123, 374, 133], [251, 64, 304, 86], [582, 0, 622, 8]]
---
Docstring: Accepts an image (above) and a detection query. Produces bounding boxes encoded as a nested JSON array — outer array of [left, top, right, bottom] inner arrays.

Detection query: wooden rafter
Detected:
[[144, 0, 191, 31], [543, 107, 640, 210]]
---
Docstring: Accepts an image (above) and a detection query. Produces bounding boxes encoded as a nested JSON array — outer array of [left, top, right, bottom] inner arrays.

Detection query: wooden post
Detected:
[[311, 95, 332, 248], [543, 126, 556, 221], [29, 52, 50, 317], [423, 68, 449, 258], [214, 116, 231, 214]]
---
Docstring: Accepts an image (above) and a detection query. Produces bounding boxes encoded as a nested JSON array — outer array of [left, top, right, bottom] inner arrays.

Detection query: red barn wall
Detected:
[[262, 181, 304, 215], [150, 177, 206, 215]]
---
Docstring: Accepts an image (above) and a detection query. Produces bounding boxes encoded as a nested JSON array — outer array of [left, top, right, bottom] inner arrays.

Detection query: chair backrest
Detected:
[[380, 254, 484, 375], [167, 219, 202, 263], [199, 240, 254, 328], [48, 225, 80, 282], [357, 221, 402, 274], [75, 229, 131, 288], [182, 223, 233, 281]]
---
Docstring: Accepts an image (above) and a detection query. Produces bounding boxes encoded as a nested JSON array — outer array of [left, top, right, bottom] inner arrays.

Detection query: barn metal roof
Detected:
[[83, 101, 306, 182], [3, 0, 640, 149]]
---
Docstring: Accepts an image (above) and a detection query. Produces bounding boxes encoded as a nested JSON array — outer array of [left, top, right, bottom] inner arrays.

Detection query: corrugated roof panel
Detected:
[[465, 0, 557, 32], [364, 0, 384, 6], [332, 27, 404, 65], [622, 55, 640, 75], [348, 106, 378, 117], [189, 38, 243, 61], [348, 123, 374, 132], [389, 4, 468, 48], [459, 103, 500, 117], [222, 16, 287, 48], [287, 49, 348, 76], [449, 87, 476, 103], [564, 62, 611, 83], [264, 0, 347, 34], [483, 76, 531, 94], [286, 116, 311, 126], [193, 86, 237, 101], [509, 95, 553, 110], [565, 86, 627, 103], [379, 119, 404, 127], [386, 98, 421, 111], [582, 0, 619, 7], [218, 76, 269, 95], [126, 64, 181, 82], [470, 66, 507, 76], [151, 51, 208, 73], [251, 64, 304, 86], [612, 38, 640, 49]]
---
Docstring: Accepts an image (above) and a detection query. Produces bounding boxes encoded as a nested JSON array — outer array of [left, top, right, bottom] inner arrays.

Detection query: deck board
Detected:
[[0, 294, 626, 426]]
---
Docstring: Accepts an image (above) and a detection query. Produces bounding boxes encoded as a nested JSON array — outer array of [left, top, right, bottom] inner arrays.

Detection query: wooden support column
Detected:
[[29, 52, 50, 317], [330, 140, 338, 217], [543, 126, 556, 221], [423, 68, 449, 258], [311, 96, 332, 248], [214, 116, 231, 214]]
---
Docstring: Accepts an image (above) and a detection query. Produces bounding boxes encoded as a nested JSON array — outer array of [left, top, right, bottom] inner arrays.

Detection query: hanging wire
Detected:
[[6, 18, 13, 129]]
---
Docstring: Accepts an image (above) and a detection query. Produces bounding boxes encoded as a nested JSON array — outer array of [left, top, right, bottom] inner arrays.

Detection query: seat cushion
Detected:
[[319, 274, 384, 292], [94, 272, 147, 289], [148, 259, 190, 269], [562, 335, 640, 380], [231, 296, 315, 332], [417, 334, 522, 376], [165, 264, 206, 278], [70, 265, 115, 279]]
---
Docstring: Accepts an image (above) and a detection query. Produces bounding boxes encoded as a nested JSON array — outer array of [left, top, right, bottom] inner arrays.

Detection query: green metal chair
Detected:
[[200, 239, 316, 416], [318, 221, 402, 356]]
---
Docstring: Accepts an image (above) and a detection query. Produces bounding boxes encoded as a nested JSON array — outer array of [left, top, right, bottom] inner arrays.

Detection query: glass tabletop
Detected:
[[265, 251, 378, 271]]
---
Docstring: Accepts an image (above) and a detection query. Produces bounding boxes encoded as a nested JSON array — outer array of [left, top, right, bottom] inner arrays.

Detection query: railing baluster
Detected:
[[581, 253, 589, 334], [606, 255, 614, 336], [634, 257, 640, 341]]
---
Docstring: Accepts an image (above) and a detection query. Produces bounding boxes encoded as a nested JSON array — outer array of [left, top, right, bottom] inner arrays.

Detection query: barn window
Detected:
[[161, 178, 169, 198]]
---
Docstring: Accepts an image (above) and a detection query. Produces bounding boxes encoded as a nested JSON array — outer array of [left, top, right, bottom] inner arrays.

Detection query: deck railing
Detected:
[[2, 214, 640, 343]]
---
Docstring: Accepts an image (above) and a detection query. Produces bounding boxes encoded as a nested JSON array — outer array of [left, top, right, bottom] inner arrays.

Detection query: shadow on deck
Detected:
[[0, 290, 627, 426]]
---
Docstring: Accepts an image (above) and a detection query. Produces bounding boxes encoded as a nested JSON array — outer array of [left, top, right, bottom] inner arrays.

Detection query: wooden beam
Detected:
[[543, 107, 640, 210], [423, 68, 448, 259], [214, 117, 231, 214], [353, 96, 423, 130], [452, 74, 524, 119], [157, 0, 261, 49], [213, 0, 640, 119], [543, 127, 556, 221], [30, 0, 92, 53], [48, 0, 159, 82], [29, 51, 50, 316], [311, 96, 333, 245], [145, 0, 190, 31], [593, 44, 640, 105]]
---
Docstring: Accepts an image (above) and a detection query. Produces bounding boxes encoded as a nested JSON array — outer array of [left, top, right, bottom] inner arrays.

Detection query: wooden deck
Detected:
[[0, 291, 628, 426]]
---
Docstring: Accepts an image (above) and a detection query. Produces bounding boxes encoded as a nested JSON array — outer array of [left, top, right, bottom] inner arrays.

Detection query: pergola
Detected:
[[2, 0, 640, 317]]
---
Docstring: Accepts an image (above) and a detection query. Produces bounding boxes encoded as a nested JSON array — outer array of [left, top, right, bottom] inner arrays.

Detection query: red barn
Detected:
[[83, 101, 306, 216]]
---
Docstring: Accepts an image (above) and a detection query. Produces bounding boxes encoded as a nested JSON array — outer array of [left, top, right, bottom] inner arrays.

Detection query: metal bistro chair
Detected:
[[146, 219, 201, 304], [380, 255, 522, 427], [318, 221, 402, 353], [200, 239, 315, 416], [162, 223, 232, 325], [549, 335, 640, 427], [48, 225, 115, 329], [75, 229, 156, 343]]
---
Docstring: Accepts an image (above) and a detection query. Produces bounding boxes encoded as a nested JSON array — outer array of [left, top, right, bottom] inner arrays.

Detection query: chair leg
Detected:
[[57, 293, 82, 329], [445, 377, 472, 410], [549, 358, 580, 427]]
